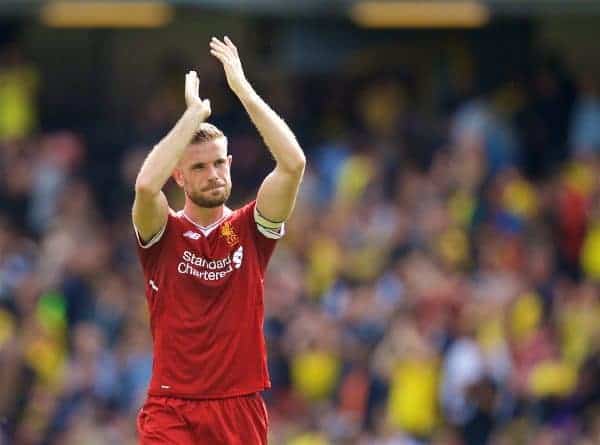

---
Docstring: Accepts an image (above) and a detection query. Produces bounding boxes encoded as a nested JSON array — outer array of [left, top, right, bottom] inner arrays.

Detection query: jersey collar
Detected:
[[179, 207, 233, 237]]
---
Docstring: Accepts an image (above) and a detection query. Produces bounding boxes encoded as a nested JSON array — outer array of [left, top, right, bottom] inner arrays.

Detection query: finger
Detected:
[[209, 46, 229, 62], [210, 49, 227, 64], [185, 73, 193, 98], [210, 45, 229, 57], [210, 36, 225, 47], [210, 38, 230, 54], [209, 44, 228, 58], [210, 45, 230, 62], [199, 99, 211, 118], [186, 72, 200, 103], [188, 70, 197, 85], [187, 73, 196, 94], [224, 36, 237, 53], [210, 36, 226, 46]]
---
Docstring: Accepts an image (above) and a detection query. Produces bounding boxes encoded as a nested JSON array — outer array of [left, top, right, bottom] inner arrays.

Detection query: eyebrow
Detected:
[[190, 158, 227, 169]]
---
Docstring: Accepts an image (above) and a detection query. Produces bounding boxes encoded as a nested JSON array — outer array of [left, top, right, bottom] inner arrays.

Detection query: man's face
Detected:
[[173, 138, 232, 208]]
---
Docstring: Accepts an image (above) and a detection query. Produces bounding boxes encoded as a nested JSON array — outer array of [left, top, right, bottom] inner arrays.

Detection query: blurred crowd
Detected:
[[2, 38, 600, 445]]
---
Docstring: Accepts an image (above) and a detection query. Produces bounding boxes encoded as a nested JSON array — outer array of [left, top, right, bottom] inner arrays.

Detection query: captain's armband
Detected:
[[253, 206, 285, 240]]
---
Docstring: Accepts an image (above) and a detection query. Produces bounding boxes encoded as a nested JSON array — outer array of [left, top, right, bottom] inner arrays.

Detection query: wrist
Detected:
[[186, 102, 205, 115], [234, 80, 255, 102], [185, 103, 208, 124]]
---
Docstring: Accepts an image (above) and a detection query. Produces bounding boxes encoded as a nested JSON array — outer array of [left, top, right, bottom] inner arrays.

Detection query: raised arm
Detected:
[[133, 71, 211, 243], [210, 37, 306, 223]]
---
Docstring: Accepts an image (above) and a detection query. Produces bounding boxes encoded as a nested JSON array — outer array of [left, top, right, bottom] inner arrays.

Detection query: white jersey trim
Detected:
[[179, 208, 233, 237], [134, 222, 167, 249]]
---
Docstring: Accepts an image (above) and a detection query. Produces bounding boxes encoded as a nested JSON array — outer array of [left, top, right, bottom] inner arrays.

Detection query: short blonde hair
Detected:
[[191, 123, 225, 145]]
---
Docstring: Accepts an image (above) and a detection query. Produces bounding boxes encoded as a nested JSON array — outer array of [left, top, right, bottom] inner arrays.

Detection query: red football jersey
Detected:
[[134, 200, 281, 399]]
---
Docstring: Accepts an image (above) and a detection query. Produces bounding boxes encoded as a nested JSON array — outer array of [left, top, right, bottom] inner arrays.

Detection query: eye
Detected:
[[215, 159, 226, 166]]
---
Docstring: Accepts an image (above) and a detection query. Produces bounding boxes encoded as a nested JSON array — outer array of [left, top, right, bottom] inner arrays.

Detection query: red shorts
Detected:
[[137, 393, 268, 444]]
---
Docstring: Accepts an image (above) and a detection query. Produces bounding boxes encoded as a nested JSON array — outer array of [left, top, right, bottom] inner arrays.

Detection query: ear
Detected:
[[227, 154, 232, 168], [172, 167, 184, 187]]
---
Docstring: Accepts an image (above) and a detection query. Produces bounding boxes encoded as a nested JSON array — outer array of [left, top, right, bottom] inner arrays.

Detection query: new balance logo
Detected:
[[183, 230, 201, 240]]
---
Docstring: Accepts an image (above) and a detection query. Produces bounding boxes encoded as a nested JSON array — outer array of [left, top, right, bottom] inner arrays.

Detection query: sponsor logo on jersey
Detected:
[[220, 222, 239, 246], [183, 230, 202, 240], [232, 246, 243, 269], [177, 247, 244, 281]]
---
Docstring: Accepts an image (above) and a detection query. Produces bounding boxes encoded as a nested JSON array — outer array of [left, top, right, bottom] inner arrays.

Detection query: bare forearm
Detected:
[[135, 104, 204, 194], [210, 37, 304, 221], [237, 84, 306, 174]]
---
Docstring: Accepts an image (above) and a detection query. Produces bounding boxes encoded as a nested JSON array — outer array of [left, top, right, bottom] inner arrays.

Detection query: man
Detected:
[[132, 36, 305, 444]]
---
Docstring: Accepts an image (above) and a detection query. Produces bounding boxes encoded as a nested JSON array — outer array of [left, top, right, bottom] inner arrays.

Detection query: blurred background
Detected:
[[1, 0, 600, 444]]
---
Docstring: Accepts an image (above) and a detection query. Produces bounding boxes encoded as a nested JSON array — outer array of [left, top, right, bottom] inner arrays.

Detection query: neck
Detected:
[[183, 200, 226, 227]]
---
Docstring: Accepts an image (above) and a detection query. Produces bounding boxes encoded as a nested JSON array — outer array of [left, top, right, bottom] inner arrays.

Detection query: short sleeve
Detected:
[[134, 221, 167, 249], [133, 209, 175, 272], [236, 200, 281, 271]]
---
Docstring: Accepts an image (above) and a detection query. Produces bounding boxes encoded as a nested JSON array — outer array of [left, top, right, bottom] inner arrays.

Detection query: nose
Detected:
[[206, 164, 219, 180]]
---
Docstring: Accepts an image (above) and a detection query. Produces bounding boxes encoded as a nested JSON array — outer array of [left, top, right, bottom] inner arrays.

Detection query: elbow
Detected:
[[288, 151, 306, 176], [135, 175, 159, 197]]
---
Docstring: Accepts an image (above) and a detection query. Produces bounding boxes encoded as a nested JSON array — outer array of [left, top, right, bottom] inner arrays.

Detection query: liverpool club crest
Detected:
[[220, 222, 239, 246]]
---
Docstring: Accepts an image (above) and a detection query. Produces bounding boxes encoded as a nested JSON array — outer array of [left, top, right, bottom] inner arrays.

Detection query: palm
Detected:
[[185, 71, 201, 108], [185, 70, 211, 120], [209, 37, 247, 96]]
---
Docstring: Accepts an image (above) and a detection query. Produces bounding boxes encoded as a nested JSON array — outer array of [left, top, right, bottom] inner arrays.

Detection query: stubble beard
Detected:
[[187, 184, 232, 208]]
